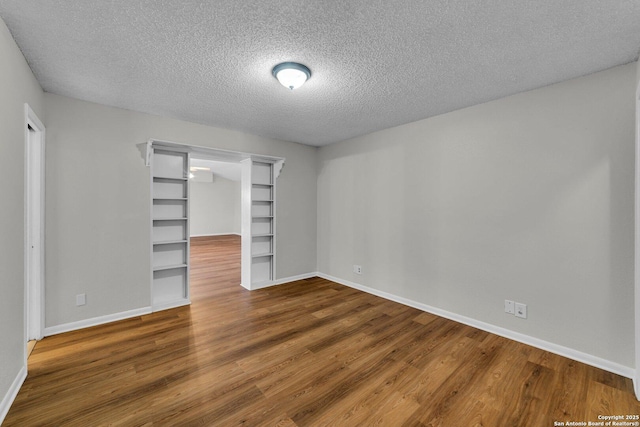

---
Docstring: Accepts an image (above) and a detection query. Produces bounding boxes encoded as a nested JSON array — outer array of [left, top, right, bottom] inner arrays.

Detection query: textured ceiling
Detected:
[[1, 1, 639, 146]]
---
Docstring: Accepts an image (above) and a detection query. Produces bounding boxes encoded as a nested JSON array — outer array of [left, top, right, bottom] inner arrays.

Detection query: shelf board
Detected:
[[153, 217, 188, 221], [153, 176, 188, 181], [252, 233, 274, 238], [153, 239, 188, 245], [153, 198, 187, 201], [252, 253, 273, 258], [153, 263, 188, 272], [252, 215, 274, 219], [252, 199, 274, 202], [252, 183, 274, 187]]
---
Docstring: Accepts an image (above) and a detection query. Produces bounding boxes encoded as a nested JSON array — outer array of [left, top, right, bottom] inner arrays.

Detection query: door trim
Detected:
[[634, 73, 640, 400], [24, 103, 45, 355]]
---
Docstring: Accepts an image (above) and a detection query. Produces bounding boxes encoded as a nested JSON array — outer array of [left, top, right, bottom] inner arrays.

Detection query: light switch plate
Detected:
[[505, 300, 515, 314]]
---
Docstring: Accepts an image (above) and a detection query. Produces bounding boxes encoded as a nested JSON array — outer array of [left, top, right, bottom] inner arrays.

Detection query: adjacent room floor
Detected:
[[4, 235, 640, 425]]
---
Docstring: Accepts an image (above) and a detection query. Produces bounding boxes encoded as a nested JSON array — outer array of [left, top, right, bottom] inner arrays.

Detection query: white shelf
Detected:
[[153, 176, 188, 181], [153, 179, 186, 199], [153, 263, 188, 272], [151, 148, 190, 312], [251, 255, 272, 283], [252, 253, 273, 258], [251, 184, 272, 202], [242, 159, 281, 288], [153, 239, 188, 245], [252, 162, 273, 185], [251, 217, 272, 235]]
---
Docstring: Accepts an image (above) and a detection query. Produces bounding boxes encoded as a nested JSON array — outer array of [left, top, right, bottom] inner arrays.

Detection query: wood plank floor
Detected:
[[5, 234, 639, 426]]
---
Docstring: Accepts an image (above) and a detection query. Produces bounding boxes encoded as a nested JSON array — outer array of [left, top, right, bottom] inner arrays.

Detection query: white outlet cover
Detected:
[[76, 293, 86, 306], [515, 303, 527, 319], [504, 300, 515, 314]]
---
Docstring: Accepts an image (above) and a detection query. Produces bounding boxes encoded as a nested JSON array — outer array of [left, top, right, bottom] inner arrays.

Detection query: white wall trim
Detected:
[[23, 103, 46, 347], [247, 281, 275, 290], [634, 62, 640, 399], [318, 272, 635, 380], [273, 272, 318, 286], [0, 365, 26, 425], [152, 300, 190, 313], [244, 272, 318, 291], [43, 307, 152, 337], [190, 233, 241, 238]]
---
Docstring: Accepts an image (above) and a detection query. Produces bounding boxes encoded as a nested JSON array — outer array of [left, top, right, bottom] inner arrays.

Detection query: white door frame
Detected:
[[635, 74, 640, 400], [24, 104, 45, 353]]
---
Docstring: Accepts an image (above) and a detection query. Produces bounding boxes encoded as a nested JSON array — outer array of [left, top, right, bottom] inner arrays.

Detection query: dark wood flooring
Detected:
[[4, 234, 639, 426]]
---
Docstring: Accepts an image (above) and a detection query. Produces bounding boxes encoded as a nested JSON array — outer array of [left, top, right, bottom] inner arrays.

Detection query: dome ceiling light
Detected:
[[272, 62, 311, 91]]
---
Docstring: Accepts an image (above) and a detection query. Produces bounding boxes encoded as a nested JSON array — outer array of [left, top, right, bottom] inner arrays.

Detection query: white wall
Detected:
[[44, 92, 317, 328], [0, 17, 44, 419], [190, 177, 240, 236], [318, 63, 636, 369]]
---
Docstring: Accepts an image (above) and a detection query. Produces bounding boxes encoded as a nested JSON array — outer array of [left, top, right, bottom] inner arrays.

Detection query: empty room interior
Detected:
[[2, 1, 640, 425]]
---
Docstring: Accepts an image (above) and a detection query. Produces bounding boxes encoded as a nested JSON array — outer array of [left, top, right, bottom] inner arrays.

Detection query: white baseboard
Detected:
[[317, 272, 635, 380], [272, 272, 318, 286], [245, 272, 319, 291], [43, 307, 152, 337], [190, 233, 240, 238], [152, 299, 190, 313], [0, 365, 26, 424], [249, 281, 275, 290]]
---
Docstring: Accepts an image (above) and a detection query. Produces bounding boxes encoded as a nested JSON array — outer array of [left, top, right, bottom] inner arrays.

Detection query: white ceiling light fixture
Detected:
[[272, 62, 311, 91]]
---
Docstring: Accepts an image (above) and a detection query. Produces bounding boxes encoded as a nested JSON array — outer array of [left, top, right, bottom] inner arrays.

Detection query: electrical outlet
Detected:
[[353, 265, 362, 275], [515, 303, 527, 319], [76, 293, 86, 306], [504, 300, 514, 314]]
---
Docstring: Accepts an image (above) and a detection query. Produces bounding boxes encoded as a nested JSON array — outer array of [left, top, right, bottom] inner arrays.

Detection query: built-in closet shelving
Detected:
[[151, 149, 190, 310], [251, 162, 275, 284], [241, 160, 278, 289], [140, 139, 284, 298]]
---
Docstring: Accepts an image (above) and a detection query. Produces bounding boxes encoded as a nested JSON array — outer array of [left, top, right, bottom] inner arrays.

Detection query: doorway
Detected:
[[189, 158, 242, 298], [144, 139, 284, 312], [189, 158, 242, 239], [24, 104, 45, 359]]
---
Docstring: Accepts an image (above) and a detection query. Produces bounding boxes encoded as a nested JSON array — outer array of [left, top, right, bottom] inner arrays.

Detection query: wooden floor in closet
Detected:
[[4, 234, 640, 426]]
